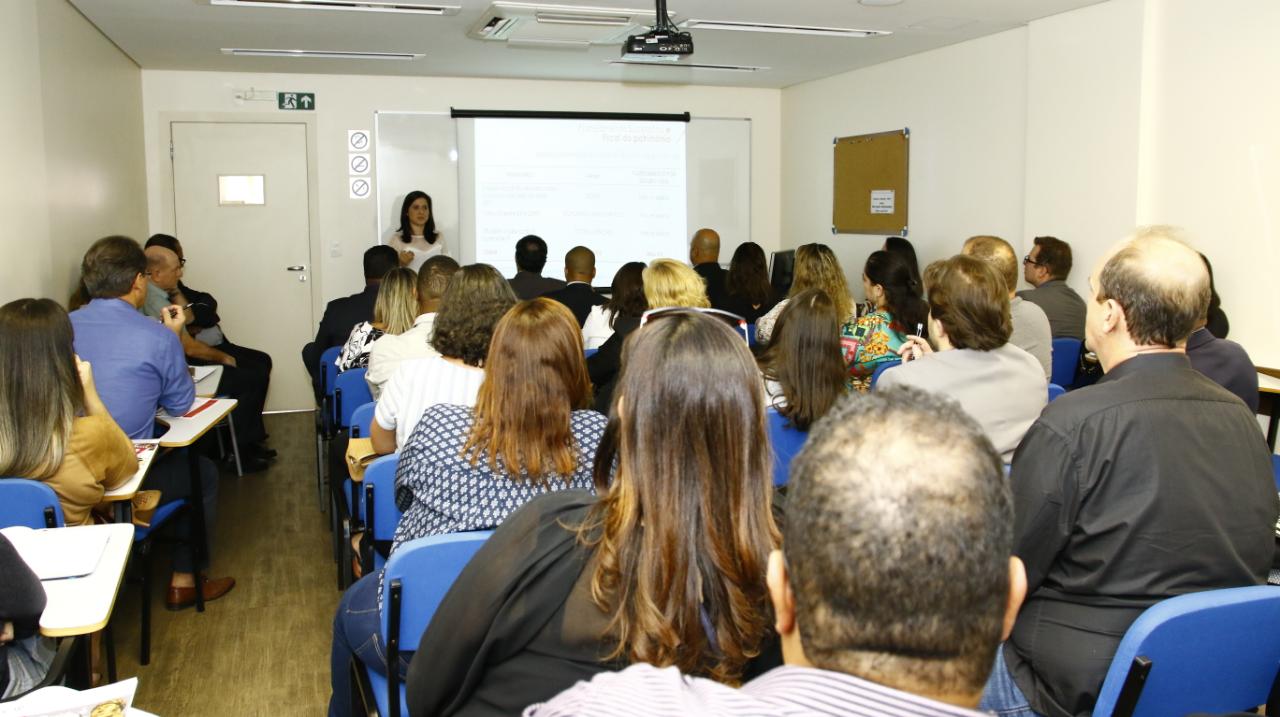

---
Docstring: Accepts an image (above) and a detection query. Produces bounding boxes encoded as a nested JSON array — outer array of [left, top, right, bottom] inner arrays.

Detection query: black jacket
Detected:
[[301, 283, 378, 396], [543, 282, 605, 327]]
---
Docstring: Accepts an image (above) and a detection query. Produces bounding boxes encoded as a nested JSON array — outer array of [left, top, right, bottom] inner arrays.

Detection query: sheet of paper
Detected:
[[190, 364, 218, 382], [870, 189, 895, 214], [0, 677, 138, 716], [0, 526, 109, 581]]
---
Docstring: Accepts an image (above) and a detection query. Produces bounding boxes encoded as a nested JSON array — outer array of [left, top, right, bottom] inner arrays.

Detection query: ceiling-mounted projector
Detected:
[[622, 0, 692, 61]]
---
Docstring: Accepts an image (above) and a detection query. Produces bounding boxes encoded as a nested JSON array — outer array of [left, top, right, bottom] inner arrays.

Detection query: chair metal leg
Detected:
[[316, 431, 327, 513], [104, 624, 117, 683], [226, 414, 243, 477], [140, 542, 152, 666], [185, 448, 208, 614]]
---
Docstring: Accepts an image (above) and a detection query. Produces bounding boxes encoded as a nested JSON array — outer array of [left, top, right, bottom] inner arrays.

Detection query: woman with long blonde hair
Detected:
[[755, 243, 854, 344], [336, 266, 418, 371], [405, 310, 779, 716]]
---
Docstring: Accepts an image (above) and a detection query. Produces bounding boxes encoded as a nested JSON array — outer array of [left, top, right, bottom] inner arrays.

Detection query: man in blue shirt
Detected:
[[71, 236, 235, 609]]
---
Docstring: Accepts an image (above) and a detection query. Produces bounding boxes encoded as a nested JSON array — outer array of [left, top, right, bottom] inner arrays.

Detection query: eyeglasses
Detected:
[[178, 258, 187, 267], [1022, 255, 1044, 267], [640, 306, 750, 344]]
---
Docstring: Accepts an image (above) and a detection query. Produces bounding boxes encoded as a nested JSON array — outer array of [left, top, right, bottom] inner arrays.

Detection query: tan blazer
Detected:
[[42, 415, 135, 525]]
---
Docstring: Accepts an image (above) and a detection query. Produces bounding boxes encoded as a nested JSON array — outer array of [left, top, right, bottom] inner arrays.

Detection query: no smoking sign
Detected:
[[349, 177, 371, 199], [349, 153, 370, 175]]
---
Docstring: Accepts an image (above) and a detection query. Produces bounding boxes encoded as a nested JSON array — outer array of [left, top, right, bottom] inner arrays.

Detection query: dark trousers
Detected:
[[144, 448, 219, 574], [200, 341, 273, 446]]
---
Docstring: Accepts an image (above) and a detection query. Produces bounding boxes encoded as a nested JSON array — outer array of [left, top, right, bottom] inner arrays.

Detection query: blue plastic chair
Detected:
[[334, 368, 374, 432], [361, 454, 403, 574], [766, 409, 808, 487], [0, 479, 65, 529], [362, 531, 493, 717], [1051, 337, 1082, 388], [317, 345, 344, 510], [584, 348, 598, 359], [1092, 585, 1280, 717], [1272, 455, 1280, 492], [746, 323, 758, 349], [350, 401, 376, 440], [870, 359, 902, 389], [1048, 383, 1066, 402]]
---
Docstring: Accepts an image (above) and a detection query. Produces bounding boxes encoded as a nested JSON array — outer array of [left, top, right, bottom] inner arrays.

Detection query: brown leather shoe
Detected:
[[165, 576, 236, 611]]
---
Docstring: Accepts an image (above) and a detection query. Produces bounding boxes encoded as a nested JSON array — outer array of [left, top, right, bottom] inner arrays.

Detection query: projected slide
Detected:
[[473, 118, 688, 281]]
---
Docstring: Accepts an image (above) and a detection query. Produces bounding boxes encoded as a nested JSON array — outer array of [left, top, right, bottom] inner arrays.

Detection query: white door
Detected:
[[171, 121, 314, 412]]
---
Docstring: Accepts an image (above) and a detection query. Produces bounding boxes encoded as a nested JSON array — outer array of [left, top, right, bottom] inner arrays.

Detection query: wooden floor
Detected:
[[109, 412, 341, 716]]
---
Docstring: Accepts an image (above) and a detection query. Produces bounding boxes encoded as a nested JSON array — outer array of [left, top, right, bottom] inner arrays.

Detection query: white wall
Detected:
[[781, 28, 1029, 294], [1135, 0, 1280, 367], [0, 0, 147, 306], [140, 71, 782, 309]]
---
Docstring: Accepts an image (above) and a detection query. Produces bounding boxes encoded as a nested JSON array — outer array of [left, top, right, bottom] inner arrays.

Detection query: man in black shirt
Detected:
[[301, 245, 398, 397], [1017, 236, 1087, 339], [689, 227, 727, 310], [981, 227, 1278, 717], [543, 246, 605, 327], [507, 235, 566, 300]]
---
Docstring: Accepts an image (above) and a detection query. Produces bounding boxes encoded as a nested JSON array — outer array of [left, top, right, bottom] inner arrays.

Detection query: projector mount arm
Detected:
[[651, 0, 678, 33]]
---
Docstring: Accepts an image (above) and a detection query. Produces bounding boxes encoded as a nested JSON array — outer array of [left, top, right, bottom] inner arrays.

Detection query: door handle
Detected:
[[285, 265, 306, 271]]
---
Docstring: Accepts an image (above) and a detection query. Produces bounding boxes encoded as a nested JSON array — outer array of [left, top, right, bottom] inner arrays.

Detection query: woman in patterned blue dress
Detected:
[[329, 298, 606, 715]]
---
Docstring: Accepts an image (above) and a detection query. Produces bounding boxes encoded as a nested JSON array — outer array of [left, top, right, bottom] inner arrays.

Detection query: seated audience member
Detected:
[[544, 246, 605, 327], [885, 256, 1046, 462], [755, 289, 845, 428], [842, 250, 929, 391], [584, 262, 646, 413], [329, 299, 606, 715], [963, 235, 1052, 378], [1200, 252, 1230, 338], [982, 227, 1279, 717], [393, 190, 447, 272], [371, 264, 516, 454], [1186, 253, 1256, 411], [336, 267, 417, 372], [302, 245, 399, 396], [721, 241, 779, 324], [508, 235, 566, 300], [1018, 235, 1086, 340], [0, 299, 134, 526], [71, 236, 233, 609], [528, 386, 1024, 717], [883, 235, 922, 287], [642, 258, 711, 309], [0, 534, 52, 700], [366, 255, 459, 399], [755, 243, 854, 345], [143, 243, 274, 469], [581, 262, 645, 350], [689, 227, 728, 308], [405, 311, 780, 717]]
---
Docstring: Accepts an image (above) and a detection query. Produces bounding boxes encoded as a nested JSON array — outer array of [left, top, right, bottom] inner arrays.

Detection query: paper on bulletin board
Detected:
[[870, 190, 895, 215]]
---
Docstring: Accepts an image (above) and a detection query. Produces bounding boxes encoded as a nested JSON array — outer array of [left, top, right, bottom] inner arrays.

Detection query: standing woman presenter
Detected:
[[394, 191, 447, 271]]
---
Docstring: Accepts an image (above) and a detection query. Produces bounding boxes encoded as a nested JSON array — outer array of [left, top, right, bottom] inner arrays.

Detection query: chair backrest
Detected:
[[870, 359, 902, 389], [334, 368, 373, 429], [746, 323, 758, 349], [1271, 455, 1280, 493], [319, 345, 342, 398], [363, 454, 402, 544], [0, 479, 65, 528], [382, 530, 492, 717], [1048, 382, 1066, 402], [1051, 337, 1082, 388], [350, 401, 376, 439], [1092, 585, 1280, 717], [766, 408, 808, 487], [583, 348, 598, 359]]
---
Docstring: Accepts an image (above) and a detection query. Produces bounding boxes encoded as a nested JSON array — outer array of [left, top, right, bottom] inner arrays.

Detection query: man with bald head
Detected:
[[689, 227, 728, 309], [543, 246, 605, 327], [963, 235, 1052, 378], [980, 227, 1278, 717]]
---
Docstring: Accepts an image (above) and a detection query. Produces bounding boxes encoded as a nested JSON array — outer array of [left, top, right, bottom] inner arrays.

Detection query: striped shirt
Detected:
[[524, 664, 987, 717]]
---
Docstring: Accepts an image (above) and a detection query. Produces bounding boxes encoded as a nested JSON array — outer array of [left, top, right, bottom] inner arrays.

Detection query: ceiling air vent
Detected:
[[469, 2, 676, 47]]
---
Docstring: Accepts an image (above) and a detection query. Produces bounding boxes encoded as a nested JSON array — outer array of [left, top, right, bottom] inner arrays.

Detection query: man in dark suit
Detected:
[[1186, 323, 1258, 412], [690, 227, 728, 309], [300, 244, 399, 397], [507, 235, 566, 300], [544, 246, 605, 327]]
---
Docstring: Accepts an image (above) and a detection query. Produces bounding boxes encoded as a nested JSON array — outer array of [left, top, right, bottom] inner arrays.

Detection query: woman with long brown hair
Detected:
[[756, 288, 847, 430], [329, 298, 607, 716], [405, 310, 779, 717], [0, 298, 134, 526], [722, 241, 779, 323]]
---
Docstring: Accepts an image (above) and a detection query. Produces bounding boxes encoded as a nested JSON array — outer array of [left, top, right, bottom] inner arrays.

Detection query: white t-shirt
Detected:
[[366, 313, 439, 400], [394, 233, 447, 272], [581, 305, 615, 350], [374, 355, 484, 449]]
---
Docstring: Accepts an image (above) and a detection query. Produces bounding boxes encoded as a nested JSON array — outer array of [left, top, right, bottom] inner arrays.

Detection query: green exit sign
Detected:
[[277, 92, 315, 111]]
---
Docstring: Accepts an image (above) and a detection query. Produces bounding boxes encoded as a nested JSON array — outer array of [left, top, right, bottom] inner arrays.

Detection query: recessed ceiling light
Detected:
[[683, 20, 889, 38], [859, 0, 905, 6], [221, 48, 425, 60], [209, 0, 460, 16]]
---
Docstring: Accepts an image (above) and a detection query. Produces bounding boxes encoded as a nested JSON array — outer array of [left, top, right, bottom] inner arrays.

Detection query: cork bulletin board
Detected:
[[832, 128, 910, 235]]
